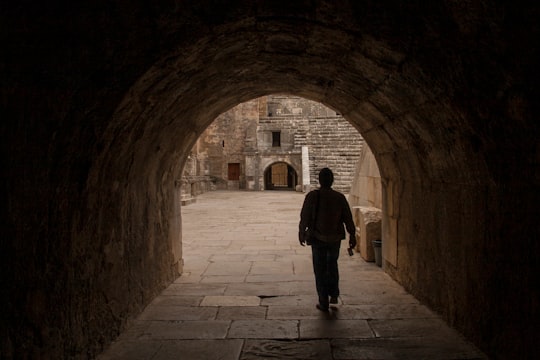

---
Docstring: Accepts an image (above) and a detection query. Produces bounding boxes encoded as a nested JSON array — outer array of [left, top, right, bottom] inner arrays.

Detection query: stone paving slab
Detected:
[[331, 337, 488, 359], [250, 261, 294, 275], [340, 292, 420, 305], [153, 340, 244, 360], [369, 318, 461, 338], [267, 305, 336, 320], [149, 295, 203, 307], [201, 295, 261, 307], [224, 282, 292, 296], [339, 279, 410, 293], [201, 275, 247, 283], [260, 294, 319, 306], [163, 283, 226, 296], [173, 274, 203, 283], [240, 339, 332, 360], [228, 320, 299, 339], [225, 249, 267, 255], [141, 320, 231, 340], [334, 304, 437, 320], [245, 274, 313, 283], [282, 281, 318, 295], [138, 306, 217, 321], [204, 261, 253, 276], [217, 306, 268, 320], [244, 254, 277, 261], [97, 339, 162, 360], [300, 319, 374, 339]]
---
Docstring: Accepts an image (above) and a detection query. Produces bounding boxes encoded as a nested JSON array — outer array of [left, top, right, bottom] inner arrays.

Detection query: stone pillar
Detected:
[[302, 146, 310, 192]]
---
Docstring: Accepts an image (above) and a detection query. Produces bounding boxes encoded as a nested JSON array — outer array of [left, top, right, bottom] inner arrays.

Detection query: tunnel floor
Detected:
[[98, 191, 486, 360]]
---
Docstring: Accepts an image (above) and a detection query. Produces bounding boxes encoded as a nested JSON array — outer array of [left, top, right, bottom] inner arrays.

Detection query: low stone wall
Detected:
[[180, 176, 224, 205]]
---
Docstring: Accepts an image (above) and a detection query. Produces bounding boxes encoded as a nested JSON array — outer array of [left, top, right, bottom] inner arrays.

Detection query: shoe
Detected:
[[316, 303, 329, 312], [330, 296, 338, 304]]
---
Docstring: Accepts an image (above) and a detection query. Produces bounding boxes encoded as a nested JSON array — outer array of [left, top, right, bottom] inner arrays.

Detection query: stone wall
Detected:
[[183, 95, 364, 196], [305, 117, 364, 193], [349, 145, 383, 261], [349, 145, 382, 208]]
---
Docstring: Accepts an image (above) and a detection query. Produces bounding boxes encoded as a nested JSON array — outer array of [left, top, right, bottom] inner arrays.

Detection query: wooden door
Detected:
[[228, 163, 240, 180]]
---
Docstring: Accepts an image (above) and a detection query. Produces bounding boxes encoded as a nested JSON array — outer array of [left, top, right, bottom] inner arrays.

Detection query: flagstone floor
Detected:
[[98, 190, 486, 360]]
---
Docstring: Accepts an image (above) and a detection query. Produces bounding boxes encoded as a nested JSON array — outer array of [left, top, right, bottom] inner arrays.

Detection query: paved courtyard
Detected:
[[99, 190, 486, 360]]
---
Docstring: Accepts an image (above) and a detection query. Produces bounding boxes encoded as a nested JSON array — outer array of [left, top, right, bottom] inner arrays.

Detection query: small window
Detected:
[[272, 131, 281, 147]]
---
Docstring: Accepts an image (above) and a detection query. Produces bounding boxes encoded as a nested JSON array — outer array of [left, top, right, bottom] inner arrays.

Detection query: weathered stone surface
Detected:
[[334, 304, 437, 320], [141, 321, 231, 340], [138, 306, 217, 321], [260, 295, 318, 307], [161, 284, 227, 296], [349, 144, 382, 208], [97, 340, 162, 360], [224, 282, 291, 297], [369, 318, 461, 339], [149, 295, 203, 307], [216, 306, 268, 320], [331, 338, 487, 360], [97, 191, 486, 360], [241, 339, 332, 360], [154, 340, 244, 360], [267, 306, 328, 320], [204, 262, 253, 276], [299, 319, 373, 339], [228, 320, 299, 339], [201, 296, 261, 307], [340, 292, 419, 305], [353, 207, 383, 262]]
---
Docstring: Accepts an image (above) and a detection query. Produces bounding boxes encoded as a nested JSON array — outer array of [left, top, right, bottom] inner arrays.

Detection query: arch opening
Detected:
[[264, 162, 297, 190], [90, 26, 488, 355]]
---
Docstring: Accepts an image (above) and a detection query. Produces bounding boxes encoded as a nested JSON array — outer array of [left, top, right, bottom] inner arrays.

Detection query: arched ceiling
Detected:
[[96, 15, 486, 192]]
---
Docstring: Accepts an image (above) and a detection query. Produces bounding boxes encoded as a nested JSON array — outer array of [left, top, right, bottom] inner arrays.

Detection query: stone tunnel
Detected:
[[1, 1, 539, 359]]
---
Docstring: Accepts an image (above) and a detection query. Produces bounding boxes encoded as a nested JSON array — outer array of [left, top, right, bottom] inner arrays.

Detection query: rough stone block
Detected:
[[353, 206, 382, 262]]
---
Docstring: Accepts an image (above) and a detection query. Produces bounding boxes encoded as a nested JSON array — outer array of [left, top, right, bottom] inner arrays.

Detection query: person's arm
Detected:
[[298, 192, 315, 246], [341, 195, 357, 248]]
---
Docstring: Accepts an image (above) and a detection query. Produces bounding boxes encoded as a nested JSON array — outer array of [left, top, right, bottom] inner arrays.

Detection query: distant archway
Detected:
[[264, 162, 297, 190]]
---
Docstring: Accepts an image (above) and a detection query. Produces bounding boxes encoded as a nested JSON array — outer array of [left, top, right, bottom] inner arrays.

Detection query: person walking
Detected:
[[299, 168, 357, 311]]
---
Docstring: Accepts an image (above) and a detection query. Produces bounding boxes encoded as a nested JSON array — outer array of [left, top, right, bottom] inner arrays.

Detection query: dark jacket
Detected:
[[299, 187, 356, 242]]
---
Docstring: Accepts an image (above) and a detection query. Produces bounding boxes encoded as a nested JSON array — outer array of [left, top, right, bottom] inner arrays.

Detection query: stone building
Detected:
[[180, 95, 364, 202]]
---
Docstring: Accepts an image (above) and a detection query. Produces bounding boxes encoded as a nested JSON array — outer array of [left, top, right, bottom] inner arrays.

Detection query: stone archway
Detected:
[[3, 2, 539, 359], [264, 162, 298, 190]]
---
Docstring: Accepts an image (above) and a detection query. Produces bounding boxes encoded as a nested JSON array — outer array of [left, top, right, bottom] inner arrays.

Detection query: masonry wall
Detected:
[[184, 95, 364, 195], [306, 117, 364, 193]]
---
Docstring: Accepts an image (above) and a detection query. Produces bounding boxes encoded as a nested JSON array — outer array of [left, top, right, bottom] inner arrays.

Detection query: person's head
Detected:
[[318, 167, 334, 188]]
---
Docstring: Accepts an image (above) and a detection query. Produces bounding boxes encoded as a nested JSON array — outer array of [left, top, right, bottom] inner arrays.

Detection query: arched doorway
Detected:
[[264, 162, 297, 190]]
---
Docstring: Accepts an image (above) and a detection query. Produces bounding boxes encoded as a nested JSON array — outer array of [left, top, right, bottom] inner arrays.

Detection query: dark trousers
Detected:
[[311, 239, 341, 304]]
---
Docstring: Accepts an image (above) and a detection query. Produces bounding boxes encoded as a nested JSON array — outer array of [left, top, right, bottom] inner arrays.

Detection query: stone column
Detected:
[[302, 146, 310, 192]]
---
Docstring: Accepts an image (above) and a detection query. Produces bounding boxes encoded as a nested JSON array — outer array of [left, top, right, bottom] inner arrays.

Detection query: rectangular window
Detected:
[[272, 131, 281, 147], [228, 163, 240, 180]]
